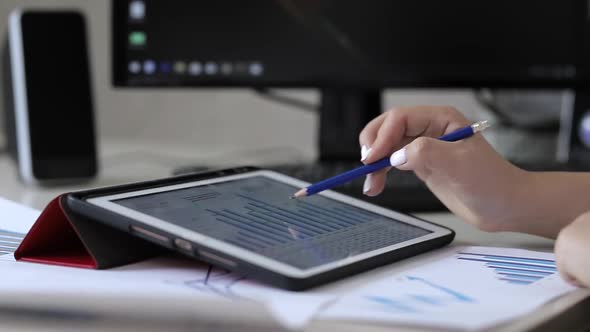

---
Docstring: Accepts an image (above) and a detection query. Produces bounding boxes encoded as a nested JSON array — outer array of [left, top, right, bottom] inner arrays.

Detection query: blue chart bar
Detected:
[[0, 230, 25, 256], [0, 229, 25, 236], [182, 191, 221, 203], [206, 194, 373, 251], [500, 278, 532, 285], [459, 252, 556, 266], [492, 267, 552, 277], [364, 276, 475, 313], [457, 252, 557, 285], [366, 296, 419, 313], [406, 276, 475, 302], [497, 273, 543, 281]]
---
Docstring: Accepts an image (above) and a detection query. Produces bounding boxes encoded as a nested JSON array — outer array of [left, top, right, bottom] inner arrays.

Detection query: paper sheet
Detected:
[[0, 197, 40, 233], [0, 197, 39, 262], [0, 197, 330, 330], [318, 246, 576, 331]]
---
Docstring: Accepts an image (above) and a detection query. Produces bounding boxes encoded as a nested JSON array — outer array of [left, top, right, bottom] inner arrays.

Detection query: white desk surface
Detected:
[[0, 139, 587, 332]]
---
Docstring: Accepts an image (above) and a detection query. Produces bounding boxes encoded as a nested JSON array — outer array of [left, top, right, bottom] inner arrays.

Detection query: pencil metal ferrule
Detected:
[[471, 120, 491, 133]]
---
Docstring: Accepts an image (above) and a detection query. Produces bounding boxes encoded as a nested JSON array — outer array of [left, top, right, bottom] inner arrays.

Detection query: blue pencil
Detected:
[[291, 120, 491, 198]]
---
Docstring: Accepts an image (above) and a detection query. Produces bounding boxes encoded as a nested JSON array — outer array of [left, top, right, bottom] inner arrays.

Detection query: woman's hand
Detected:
[[359, 105, 529, 233], [555, 211, 590, 288]]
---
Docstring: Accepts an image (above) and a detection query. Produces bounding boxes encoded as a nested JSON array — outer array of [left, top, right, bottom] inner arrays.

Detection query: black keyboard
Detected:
[[174, 160, 587, 213]]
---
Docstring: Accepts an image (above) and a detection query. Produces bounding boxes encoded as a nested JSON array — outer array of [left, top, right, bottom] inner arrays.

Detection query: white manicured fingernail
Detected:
[[363, 175, 372, 194], [361, 145, 368, 160], [361, 146, 372, 162], [389, 148, 407, 167]]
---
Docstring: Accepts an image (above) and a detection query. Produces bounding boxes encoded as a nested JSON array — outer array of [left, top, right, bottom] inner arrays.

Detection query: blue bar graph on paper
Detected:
[[501, 278, 532, 285], [406, 276, 475, 302], [459, 252, 556, 266], [364, 275, 475, 314], [366, 296, 419, 313], [457, 258, 557, 271], [491, 267, 552, 277], [497, 273, 543, 281], [0, 229, 24, 256], [457, 252, 557, 285]]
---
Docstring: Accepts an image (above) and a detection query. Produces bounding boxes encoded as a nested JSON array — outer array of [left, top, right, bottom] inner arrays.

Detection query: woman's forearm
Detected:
[[512, 172, 590, 238]]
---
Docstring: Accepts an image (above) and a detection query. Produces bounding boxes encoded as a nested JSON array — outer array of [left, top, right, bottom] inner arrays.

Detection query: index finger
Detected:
[[363, 106, 469, 164], [359, 112, 387, 151]]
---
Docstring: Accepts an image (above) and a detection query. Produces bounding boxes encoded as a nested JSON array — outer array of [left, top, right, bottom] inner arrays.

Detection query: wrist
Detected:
[[464, 161, 534, 234], [508, 169, 540, 233], [509, 170, 574, 238], [493, 167, 538, 233]]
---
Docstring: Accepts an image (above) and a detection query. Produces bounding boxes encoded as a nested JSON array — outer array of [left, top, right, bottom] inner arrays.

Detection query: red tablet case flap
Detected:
[[14, 196, 96, 268], [14, 195, 162, 269]]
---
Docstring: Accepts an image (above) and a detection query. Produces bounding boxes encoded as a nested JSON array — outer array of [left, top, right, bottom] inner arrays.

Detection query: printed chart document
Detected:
[[0, 197, 38, 261], [319, 246, 578, 331]]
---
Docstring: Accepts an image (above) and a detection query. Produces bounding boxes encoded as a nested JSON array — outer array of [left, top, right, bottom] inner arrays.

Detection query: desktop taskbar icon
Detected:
[[127, 60, 265, 77]]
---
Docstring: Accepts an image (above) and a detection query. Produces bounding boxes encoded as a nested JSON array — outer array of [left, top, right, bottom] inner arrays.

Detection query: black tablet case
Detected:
[[14, 195, 162, 269], [13, 167, 454, 289]]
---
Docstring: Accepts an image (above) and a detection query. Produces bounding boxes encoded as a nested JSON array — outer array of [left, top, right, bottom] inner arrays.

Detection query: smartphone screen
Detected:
[[20, 11, 97, 180]]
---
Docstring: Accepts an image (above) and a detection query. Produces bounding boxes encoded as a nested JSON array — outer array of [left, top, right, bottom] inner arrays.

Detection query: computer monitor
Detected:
[[112, 0, 590, 161]]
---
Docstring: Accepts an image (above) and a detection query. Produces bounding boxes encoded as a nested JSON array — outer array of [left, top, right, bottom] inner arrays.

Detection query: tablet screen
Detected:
[[112, 176, 432, 270]]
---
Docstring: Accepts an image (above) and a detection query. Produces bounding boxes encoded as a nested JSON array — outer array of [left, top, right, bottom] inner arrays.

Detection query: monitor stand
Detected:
[[172, 88, 383, 175], [318, 89, 382, 161]]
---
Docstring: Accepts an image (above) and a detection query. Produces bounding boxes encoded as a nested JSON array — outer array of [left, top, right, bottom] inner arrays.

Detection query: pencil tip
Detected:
[[291, 189, 307, 199]]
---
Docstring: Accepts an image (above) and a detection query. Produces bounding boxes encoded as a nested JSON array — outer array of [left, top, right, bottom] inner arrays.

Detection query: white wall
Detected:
[[0, 0, 488, 161]]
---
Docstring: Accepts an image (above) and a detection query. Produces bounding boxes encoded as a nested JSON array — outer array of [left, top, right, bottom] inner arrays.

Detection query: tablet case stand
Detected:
[[14, 195, 163, 269]]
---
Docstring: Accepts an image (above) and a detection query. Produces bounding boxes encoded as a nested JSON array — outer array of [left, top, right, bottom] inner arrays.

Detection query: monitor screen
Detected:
[[112, 0, 589, 88]]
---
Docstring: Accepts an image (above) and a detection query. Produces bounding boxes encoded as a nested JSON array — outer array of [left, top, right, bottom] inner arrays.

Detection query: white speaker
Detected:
[[2, 9, 97, 185]]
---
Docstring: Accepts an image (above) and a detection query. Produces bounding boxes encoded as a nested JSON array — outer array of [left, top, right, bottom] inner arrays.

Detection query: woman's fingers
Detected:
[[357, 105, 470, 196], [363, 168, 389, 197], [359, 112, 386, 161], [361, 106, 469, 165]]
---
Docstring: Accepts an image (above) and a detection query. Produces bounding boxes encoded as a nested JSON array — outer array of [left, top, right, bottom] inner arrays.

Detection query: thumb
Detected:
[[394, 137, 458, 181]]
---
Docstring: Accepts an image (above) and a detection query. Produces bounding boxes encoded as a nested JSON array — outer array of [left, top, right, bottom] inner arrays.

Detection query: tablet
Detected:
[[72, 167, 454, 290]]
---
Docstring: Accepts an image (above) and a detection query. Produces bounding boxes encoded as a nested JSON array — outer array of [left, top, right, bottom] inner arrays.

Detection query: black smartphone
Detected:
[[4, 10, 97, 184], [66, 167, 455, 290]]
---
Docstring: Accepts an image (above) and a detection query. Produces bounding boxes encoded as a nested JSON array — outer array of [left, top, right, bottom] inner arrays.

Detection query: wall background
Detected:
[[0, 0, 490, 163]]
